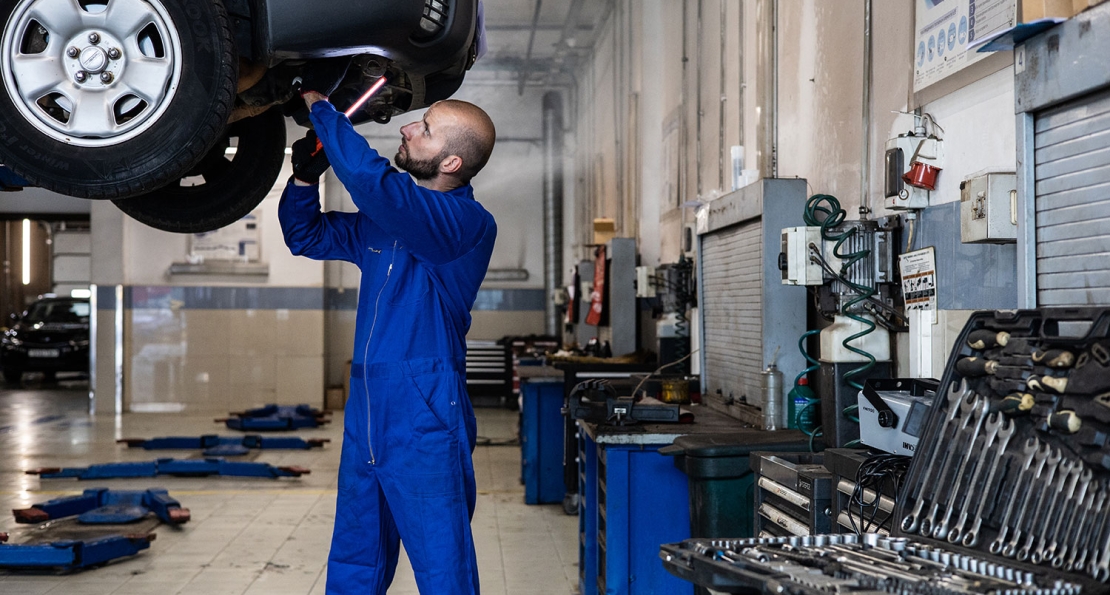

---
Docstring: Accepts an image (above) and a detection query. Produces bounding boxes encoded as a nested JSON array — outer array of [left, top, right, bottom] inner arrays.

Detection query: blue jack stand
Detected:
[[0, 532, 154, 569], [118, 435, 329, 456], [27, 458, 310, 480], [13, 488, 190, 525], [217, 404, 331, 431]]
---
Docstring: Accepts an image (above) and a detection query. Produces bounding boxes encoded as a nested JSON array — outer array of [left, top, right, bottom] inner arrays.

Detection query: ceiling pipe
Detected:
[[517, 0, 544, 95]]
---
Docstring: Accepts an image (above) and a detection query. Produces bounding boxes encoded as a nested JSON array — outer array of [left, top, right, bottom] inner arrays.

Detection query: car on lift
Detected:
[[0, 0, 480, 233], [1, 295, 91, 384]]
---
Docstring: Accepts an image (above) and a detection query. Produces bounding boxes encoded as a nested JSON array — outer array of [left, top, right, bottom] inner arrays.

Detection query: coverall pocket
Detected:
[[407, 372, 459, 435]]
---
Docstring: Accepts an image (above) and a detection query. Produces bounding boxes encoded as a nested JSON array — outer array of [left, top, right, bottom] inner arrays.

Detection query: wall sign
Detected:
[[914, 0, 1017, 92], [900, 247, 938, 322]]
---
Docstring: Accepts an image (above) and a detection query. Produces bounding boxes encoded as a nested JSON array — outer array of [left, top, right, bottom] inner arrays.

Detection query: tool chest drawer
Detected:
[[752, 453, 833, 538], [661, 307, 1110, 594]]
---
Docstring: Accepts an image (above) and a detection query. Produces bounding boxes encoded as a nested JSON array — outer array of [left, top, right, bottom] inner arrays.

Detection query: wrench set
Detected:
[[661, 533, 1085, 595], [661, 308, 1110, 593]]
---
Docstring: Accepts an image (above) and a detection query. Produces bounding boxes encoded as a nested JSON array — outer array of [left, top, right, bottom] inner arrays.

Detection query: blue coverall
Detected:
[[278, 102, 497, 594]]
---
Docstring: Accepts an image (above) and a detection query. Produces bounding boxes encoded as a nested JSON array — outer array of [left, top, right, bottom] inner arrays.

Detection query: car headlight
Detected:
[[2, 335, 21, 347]]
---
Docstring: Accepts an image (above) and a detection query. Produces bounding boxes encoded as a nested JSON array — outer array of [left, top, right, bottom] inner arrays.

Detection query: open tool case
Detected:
[[661, 308, 1110, 594]]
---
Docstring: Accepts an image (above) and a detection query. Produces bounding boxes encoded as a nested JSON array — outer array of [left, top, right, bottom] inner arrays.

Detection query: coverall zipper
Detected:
[[363, 240, 398, 465]]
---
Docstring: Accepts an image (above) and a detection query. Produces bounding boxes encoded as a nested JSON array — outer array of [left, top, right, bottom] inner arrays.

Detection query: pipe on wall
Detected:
[[542, 91, 565, 336], [861, 0, 873, 215]]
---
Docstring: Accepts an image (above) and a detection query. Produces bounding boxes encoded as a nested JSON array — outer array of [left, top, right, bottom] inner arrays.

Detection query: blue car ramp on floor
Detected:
[[118, 434, 329, 456], [13, 488, 190, 525], [27, 458, 311, 480], [217, 404, 331, 431]]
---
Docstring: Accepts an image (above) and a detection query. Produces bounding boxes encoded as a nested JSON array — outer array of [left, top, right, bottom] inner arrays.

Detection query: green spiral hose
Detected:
[[794, 330, 823, 451], [802, 194, 878, 441]]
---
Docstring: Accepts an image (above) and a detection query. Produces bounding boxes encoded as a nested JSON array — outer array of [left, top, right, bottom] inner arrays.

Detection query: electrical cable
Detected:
[[847, 453, 911, 535], [802, 194, 878, 441], [630, 350, 699, 399]]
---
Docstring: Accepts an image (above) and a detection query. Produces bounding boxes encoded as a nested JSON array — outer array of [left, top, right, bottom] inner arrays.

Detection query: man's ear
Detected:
[[439, 154, 464, 175]]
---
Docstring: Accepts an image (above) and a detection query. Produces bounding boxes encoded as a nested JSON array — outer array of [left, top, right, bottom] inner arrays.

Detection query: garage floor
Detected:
[[0, 377, 578, 594]]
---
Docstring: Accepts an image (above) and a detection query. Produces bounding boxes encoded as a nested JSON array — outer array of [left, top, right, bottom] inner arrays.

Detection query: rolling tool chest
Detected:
[[752, 453, 834, 538], [662, 308, 1110, 594]]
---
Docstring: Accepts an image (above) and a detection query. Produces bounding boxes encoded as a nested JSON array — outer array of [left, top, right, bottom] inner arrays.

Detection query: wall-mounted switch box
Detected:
[[960, 171, 1017, 244]]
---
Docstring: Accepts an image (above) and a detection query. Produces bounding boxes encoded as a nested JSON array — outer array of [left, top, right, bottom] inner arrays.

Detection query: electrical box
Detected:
[[960, 171, 1018, 244], [779, 226, 823, 285], [635, 266, 656, 298], [884, 135, 939, 211]]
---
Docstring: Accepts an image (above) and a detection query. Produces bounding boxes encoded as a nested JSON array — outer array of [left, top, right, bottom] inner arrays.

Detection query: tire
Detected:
[[0, 0, 236, 200], [3, 368, 21, 385], [112, 106, 286, 233], [41, 370, 56, 382]]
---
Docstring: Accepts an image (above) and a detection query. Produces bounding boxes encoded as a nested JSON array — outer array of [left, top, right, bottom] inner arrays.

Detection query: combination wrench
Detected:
[[901, 379, 974, 534], [1038, 466, 1089, 564], [930, 398, 991, 540], [950, 416, 1014, 546], [1022, 459, 1077, 563], [1003, 446, 1060, 558], [989, 439, 1046, 555], [958, 418, 1018, 548], [1055, 486, 1098, 569], [918, 392, 983, 536], [1067, 489, 1106, 571]]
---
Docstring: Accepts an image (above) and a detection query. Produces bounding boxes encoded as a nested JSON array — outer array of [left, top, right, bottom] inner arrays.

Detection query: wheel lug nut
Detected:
[[74, 71, 87, 83], [100, 72, 113, 84], [107, 48, 121, 60], [67, 46, 80, 58], [88, 32, 100, 44]]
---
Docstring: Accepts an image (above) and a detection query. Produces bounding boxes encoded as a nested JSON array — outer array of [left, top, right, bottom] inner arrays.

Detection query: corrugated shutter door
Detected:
[[1034, 88, 1110, 306], [701, 220, 763, 402]]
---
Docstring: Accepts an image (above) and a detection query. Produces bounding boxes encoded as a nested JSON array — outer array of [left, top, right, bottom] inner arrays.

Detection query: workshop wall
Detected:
[[568, 0, 1020, 377], [90, 161, 326, 415]]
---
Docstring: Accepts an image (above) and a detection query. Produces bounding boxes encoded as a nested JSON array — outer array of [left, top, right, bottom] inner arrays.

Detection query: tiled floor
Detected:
[[0, 376, 579, 594]]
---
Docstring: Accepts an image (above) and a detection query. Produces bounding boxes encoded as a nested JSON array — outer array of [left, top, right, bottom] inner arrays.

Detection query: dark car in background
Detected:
[[0, 0, 480, 233], [1, 296, 91, 384]]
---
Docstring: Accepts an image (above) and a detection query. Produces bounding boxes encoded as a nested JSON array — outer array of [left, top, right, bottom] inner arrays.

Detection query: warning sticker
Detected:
[[900, 247, 937, 314]]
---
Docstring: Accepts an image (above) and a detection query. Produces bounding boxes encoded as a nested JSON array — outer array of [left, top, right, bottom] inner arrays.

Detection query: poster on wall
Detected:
[[900, 247, 938, 323], [189, 212, 261, 262], [913, 0, 1016, 92]]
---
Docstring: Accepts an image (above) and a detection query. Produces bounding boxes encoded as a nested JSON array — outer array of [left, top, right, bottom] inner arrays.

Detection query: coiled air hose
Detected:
[[794, 329, 822, 451], [801, 194, 878, 446]]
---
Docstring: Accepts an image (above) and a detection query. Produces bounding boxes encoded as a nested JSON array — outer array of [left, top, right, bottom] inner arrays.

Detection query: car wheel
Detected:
[[0, 0, 236, 199], [112, 106, 286, 233], [3, 368, 21, 385], [41, 370, 56, 383]]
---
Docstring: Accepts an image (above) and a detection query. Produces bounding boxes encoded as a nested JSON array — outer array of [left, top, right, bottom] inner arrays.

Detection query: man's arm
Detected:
[[278, 181, 366, 264], [309, 102, 490, 266]]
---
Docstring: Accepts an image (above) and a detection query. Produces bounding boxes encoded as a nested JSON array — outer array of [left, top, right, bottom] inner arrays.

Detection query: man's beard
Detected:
[[395, 147, 447, 181]]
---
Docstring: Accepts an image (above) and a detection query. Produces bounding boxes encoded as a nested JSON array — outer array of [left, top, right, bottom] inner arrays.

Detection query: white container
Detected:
[[820, 314, 891, 363]]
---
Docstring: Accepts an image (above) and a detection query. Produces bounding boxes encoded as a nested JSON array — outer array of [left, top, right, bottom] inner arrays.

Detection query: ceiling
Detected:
[[471, 0, 613, 88]]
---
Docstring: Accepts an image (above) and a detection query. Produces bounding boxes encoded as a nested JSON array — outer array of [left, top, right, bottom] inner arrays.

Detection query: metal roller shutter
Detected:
[[701, 220, 763, 403], [1034, 88, 1110, 306]]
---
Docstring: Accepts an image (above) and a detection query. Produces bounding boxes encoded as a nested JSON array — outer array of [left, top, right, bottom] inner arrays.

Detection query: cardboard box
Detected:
[[1023, 0, 1080, 21], [592, 218, 617, 245]]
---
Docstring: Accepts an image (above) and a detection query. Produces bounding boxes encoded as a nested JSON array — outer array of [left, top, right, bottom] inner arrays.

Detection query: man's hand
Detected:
[[291, 130, 331, 185]]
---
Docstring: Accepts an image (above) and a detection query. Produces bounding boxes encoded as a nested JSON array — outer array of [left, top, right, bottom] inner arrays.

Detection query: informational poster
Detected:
[[900, 247, 938, 321], [189, 213, 261, 262], [913, 0, 1017, 91]]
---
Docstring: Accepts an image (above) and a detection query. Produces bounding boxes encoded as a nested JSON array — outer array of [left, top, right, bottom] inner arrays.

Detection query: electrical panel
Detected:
[[884, 134, 941, 211], [959, 171, 1017, 244], [779, 226, 823, 286]]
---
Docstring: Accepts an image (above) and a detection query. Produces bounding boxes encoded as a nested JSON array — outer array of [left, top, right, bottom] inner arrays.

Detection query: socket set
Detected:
[[660, 533, 1084, 595], [662, 308, 1110, 593]]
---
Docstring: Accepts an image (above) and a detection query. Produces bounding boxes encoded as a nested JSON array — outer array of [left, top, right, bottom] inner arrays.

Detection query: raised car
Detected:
[[0, 0, 480, 232]]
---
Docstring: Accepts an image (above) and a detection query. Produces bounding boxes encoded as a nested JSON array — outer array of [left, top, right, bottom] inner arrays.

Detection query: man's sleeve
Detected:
[[309, 102, 489, 265], [278, 180, 365, 264]]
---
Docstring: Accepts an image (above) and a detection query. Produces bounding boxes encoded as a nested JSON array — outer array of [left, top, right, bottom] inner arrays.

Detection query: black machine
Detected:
[[566, 379, 683, 426]]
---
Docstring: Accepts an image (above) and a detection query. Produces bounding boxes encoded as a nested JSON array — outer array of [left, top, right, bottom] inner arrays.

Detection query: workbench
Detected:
[[576, 406, 751, 595]]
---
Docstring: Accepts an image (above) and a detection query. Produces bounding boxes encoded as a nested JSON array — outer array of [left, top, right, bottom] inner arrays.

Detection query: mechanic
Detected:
[[278, 87, 497, 594]]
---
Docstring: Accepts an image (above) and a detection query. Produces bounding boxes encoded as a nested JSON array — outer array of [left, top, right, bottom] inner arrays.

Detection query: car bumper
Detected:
[[1, 347, 89, 373]]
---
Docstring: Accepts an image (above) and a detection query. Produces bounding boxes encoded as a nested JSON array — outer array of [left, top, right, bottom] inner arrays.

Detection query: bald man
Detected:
[[279, 92, 497, 595]]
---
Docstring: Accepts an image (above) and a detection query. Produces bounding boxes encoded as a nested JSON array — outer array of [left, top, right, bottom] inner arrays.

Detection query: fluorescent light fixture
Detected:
[[21, 219, 30, 285], [71, 288, 92, 298]]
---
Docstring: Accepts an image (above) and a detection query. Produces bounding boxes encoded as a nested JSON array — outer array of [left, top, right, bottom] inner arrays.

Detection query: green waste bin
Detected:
[[659, 430, 810, 539]]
